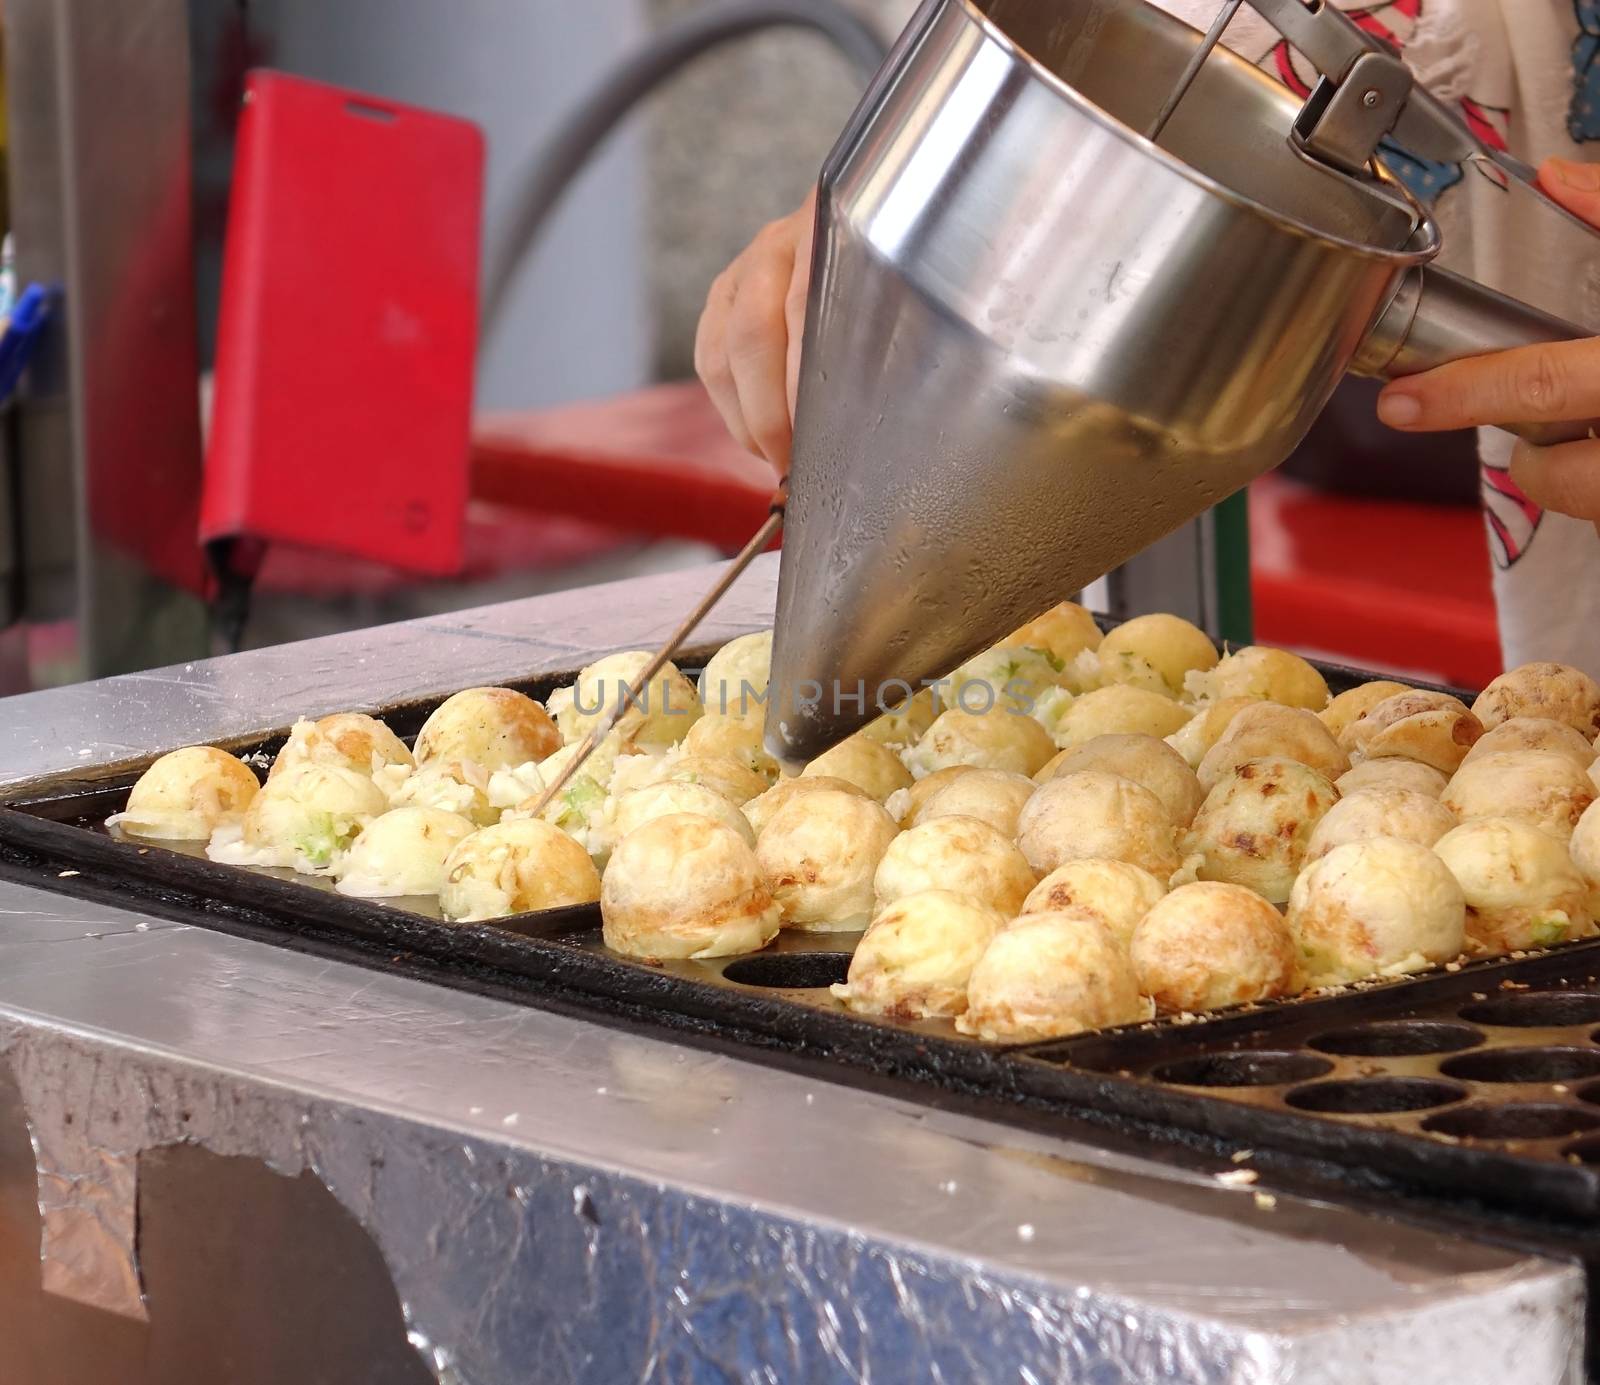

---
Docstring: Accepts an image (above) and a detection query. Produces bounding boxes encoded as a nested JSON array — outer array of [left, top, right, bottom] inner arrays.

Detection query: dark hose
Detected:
[[480, 0, 888, 341]]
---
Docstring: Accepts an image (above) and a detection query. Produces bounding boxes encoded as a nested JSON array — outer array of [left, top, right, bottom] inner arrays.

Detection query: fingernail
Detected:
[[1549, 157, 1600, 191], [1377, 392, 1422, 427]]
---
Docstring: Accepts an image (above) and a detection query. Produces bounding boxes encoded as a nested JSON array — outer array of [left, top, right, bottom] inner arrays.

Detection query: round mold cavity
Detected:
[[1308, 1020, 1484, 1058], [722, 953, 852, 989], [1285, 1077, 1467, 1115], [1560, 1134, 1600, 1166], [1459, 991, 1600, 1028], [1152, 1051, 1332, 1088], [1422, 1103, 1600, 1141], [1439, 1046, 1600, 1085]]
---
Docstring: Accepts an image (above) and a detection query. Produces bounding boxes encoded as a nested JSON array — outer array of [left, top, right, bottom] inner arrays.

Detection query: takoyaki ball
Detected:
[[755, 789, 899, 931], [335, 807, 478, 898], [1017, 771, 1180, 878], [1567, 799, 1600, 906], [1341, 691, 1483, 775], [567, 651, 702, 749], [1305, 788, 1458, 861], [889, 764, 978, 826], [1198, 703, 1348, 792], [742, 775, 870, 837], [653, 753, 768, 806], [1433, 818, 1592, 954], [601, 814, 778, 959], [1050, 687, 1191, 752], [903, 708, 1057, 778], [948, 645, 1069, 715], [1287, 838, 1466, 985], [1130, 881, 1298, 1013], [697, 629, 772, 724], [1165, 695, 1261, 770], [1318, 681, 1412, 741], [414, 687, 561, 771], [857, 687, 939, 749], [208, 762, 387, 875], [1184, 646, 1329, 711], [1006, 601, 1103, 667], [610, 781, 756, 848], [915, 768, 1036, 838], [1442, 750, 1596, 843], [955, 910, 1148, 1042], [270, 713, 413, 781], [802, 734, 915, 801], [830, 890, 1006, 1020], [682, 714, 781, 783], [1181, 758, 1339, 904], [1020, 859, 1167, 946], [439, 818, 603, 923], [1472, 661, 1600, 739], [1046, 734, 1204, 829], [382, 759, 498, 827], [1461, 716, 1596, 771], [1094, 614, 1219, 697], [1334, 758, 1449, 799], [110, 746, 260, 841], [874, 816, 1036, 917], [530, 732, 631, 796]]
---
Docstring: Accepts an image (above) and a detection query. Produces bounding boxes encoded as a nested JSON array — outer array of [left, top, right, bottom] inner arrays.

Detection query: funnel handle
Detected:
[[1353, 266, 1598, 445]]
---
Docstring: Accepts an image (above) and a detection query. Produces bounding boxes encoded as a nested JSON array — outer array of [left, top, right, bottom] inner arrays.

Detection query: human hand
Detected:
[[694, 189, 817, 474]]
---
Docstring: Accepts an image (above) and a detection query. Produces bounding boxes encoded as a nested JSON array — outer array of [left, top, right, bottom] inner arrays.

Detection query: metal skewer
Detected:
[[524, 491, 787, 819], [1145, 0, 1244, 143]]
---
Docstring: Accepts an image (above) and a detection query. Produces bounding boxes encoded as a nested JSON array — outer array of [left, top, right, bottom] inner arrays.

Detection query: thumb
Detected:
[[1537, 157, 1600, 230]]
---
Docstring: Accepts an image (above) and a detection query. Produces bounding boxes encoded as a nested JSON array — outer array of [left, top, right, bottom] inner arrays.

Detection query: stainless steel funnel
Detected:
[[764, 0, 1595, 764]]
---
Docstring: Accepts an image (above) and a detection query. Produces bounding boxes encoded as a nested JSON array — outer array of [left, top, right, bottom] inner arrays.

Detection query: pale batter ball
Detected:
[[1442, 750, 1596, 843], [111, 745, 261, 841], [830, 890, 1006, 1020], [651, 752, 768, 806], [890, 764, 979, 825], [802, 734, 915, 801], [1198, 703, 1349, 793], [1433, 818, 1592, 954], [414, 687, 561, 771], [601, 814, 778, 959], [1185, 646, 1329, 711], [380, 760, 498, 827], [1049, 687, 1191, 752], [1017, 771, 1180, 878], [1093, 614, 1219, 697], [1305, 788, 1458, 861], [947, 644, 1069, 715], [1006, 601, 1103, 667], [874, 815, 1036, 916], [440, 818, 603, 923], [270, 713, 414, 781], [1462, 716, 1596, 771], [1181, 757, 1339, 904], [755, 789, 899, 931], [1130, 881, 1298, 1012], [1341, 690, 1483, 774], [956, 910, 1148, 1042], [697, 629, 772, 724], [531, 734, 630, 796], [335, 807, 478, 898], [208, 762, 388, 875], [1568, 799, 1600, 904], [742, 774, 869, 837], [1020, 859, 1167, 945], [1319, 681, 1412, 741], [1286, 838, 1466, 985], [1047, 733, 1204, 828], [566, 651, 703, 749], [682, 714, 781, 782], [1165, 695, 1261, 769], [610, 780, 757, 848], [915, 768, 1036, 837], [857, 687, 939, 749], [1472, 661, 1600, 739], [903, 708, 1057, 778], [1335, 758, 1449, 799]]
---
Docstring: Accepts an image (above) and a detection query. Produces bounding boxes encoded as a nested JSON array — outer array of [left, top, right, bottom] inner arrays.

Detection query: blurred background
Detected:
[[0, 0, 1496, 698]]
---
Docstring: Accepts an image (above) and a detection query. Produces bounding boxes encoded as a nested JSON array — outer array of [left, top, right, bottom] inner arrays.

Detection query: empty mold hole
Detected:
[[721, 953, 852, 989], [1439, 1047, 1600, 1084], [1152, 1051, 1332, 1088], [1459, 992, 1600, 1028], [1308, 1021, 1484, 1057], [1285, 1077, 1467, 1114], [1422, 1104, 1600, 1141]]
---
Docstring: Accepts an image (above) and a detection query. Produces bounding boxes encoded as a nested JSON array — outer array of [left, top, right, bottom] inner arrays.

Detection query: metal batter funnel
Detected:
[[764, 0, 1595, 764]]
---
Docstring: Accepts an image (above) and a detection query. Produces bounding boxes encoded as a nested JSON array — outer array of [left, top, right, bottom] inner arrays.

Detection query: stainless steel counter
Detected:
[[0, 554, 1585, 1384]]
